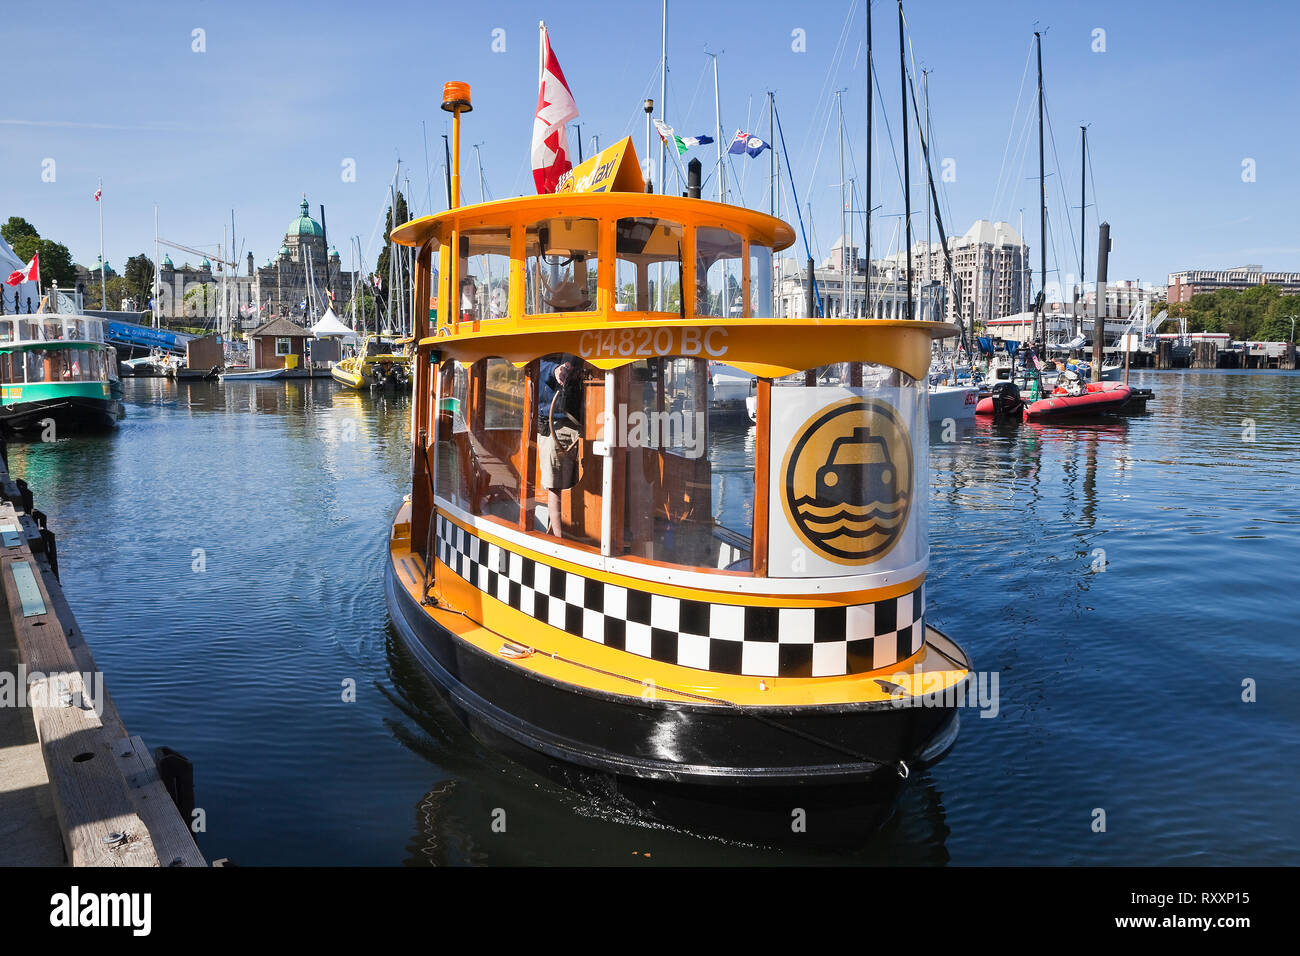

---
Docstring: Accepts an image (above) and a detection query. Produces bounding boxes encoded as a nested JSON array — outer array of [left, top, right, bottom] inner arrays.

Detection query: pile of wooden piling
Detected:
[[0, 444, 204, 867]]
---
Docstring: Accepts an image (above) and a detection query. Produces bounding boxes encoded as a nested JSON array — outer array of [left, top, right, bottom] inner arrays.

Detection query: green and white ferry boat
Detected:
[[0, 312, 123, 435]]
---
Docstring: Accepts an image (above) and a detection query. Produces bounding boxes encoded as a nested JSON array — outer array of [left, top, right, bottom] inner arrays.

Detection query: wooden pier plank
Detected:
[[113, 735, 206, 867], [0, 478, 204, 867]]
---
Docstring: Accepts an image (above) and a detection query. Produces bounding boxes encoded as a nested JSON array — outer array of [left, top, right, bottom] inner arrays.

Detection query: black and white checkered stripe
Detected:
[[435, 514, 924, 678]]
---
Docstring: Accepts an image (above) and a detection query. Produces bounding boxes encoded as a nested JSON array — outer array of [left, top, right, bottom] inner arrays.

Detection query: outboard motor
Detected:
[[1056, 368, 1085, 397], [989, 381, 1023, 420]]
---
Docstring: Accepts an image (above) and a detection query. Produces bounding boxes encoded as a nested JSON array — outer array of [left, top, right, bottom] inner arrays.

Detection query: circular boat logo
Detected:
[[780, 397, 913, 564]]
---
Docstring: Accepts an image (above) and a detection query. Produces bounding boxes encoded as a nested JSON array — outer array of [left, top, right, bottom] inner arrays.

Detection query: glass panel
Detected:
[[484, 359, 526, 430], [749, 242, 773, 317], [694, 227, 744, 318], [435, 360, 471, 513], [615, 218, 682, 313], [275, 337, 292, 356], [616, 358, 755, 570], [18, 348, 100, 382], [0, 351, 21, 383], [526, 354, 600, 546], [458, 227, 511, 322], [525, 218, 599, 314]]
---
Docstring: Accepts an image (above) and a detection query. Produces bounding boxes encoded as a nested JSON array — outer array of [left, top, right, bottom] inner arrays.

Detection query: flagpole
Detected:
[[658, 0, 667, 197], [708, 52, 724, 204], [97, 178, 106, 311], [153, 204, 160, 329]]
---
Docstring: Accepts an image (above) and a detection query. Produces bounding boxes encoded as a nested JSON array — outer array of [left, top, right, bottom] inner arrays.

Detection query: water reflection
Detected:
[[9, 370, 1295, 864]]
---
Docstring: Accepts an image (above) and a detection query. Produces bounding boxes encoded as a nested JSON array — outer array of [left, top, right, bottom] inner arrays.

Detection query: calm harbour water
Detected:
[[8, 369, 1298, 865]]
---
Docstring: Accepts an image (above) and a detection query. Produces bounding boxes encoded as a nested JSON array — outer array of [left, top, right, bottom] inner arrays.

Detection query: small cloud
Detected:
[[0, 118, 180, 131]]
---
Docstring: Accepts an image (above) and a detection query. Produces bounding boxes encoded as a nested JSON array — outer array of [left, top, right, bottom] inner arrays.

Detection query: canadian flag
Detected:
[[530, 22, 579, 194], [94, 186, 102, 202], [5, 253, 38, 287]]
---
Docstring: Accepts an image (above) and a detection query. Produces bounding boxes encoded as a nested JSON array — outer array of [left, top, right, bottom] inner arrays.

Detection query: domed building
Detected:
[[152, 195, 356, 328]]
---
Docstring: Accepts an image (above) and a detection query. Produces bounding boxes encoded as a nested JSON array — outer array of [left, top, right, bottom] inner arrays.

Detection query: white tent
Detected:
[[310, 307, 357, 340], [0, 231, 38, 313]]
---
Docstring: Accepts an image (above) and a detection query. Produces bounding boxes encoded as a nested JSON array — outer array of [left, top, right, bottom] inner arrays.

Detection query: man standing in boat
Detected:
[[537, 355, 583, 538]]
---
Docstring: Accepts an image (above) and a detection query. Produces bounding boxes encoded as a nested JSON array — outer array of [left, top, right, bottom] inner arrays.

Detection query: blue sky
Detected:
[[4, 0, 1297, 299]]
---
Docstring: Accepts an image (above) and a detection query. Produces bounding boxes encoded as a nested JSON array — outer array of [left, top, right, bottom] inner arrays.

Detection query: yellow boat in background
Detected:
[[331, 334, 412, 390]]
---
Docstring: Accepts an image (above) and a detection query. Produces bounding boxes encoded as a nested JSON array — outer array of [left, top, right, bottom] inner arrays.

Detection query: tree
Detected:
[[184, 283, 218, 320], [1, 217, 38, 247], [375, 190, 414, 324], [11, 237, 77, 289], [124, 254, 155, 307]]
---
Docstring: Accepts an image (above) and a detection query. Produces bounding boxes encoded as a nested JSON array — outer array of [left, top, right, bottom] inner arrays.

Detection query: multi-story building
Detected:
[[150, 196, 357, 328], [1080, 279, 1165, 317], [774, 220, 1028, 327], [1167, 266, 1300, 303]]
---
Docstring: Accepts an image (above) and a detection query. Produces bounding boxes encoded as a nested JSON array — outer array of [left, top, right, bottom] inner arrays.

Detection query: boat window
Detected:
[[20, 348, 101, 383], [525, 353, 601, 547], [614, 358, 755, 571], [694, 226, 744, 318], [435, 360, 471, 512], [458, 227, 511, 322], [436, 358, 525, 527], [0, 351, 20, 383], [749, 242, 773, 317], [525, 218, 599, 315], [615, 218, 682, 313], [0, 321, 14, 344]]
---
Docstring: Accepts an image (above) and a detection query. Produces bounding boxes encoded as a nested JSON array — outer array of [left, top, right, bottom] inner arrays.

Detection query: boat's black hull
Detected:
[[0, 396, 123, 436], [385, 557, 963, 799]]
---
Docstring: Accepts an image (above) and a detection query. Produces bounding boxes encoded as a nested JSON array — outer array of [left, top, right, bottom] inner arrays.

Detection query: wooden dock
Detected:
[[0, 445, 204, 867]]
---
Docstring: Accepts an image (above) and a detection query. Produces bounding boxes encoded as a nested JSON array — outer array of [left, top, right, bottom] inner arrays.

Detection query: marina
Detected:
[[2, 368, 1293, 865], [1, 0, 1295, 906]]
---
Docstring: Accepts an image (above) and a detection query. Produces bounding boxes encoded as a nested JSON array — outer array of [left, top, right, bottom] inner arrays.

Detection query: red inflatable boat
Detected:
[[1022, 381, 1131, 421]]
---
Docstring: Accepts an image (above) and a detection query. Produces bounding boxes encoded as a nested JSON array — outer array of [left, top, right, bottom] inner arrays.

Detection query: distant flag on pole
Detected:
[[93, 185, 102, 202], [5, 253, 38, 287], [531, 21, 579, 194], [727, 130, 771, 157], [654, 120, 714, 156]]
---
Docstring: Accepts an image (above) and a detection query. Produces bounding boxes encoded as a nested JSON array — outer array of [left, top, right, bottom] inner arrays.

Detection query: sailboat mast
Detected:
[[153, 204, 160, 329], [899, 1, 912, 321], [658, 0, 667, 196], [712, 52, 724, 203], [836, 90, 846, 317], [1079, 124, 1088, 334], [231, 208, 237, 333], [865, 0, 872, 318], [923, 70, 932, 291], [1036, 30, 1046, 347]]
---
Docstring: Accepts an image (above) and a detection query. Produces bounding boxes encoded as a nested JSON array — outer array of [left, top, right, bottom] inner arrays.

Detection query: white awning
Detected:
[[310, 307, 357, 339]]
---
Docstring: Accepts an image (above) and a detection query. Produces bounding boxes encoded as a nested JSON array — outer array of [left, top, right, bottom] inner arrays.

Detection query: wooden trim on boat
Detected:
[[752, 378, 772, 577]]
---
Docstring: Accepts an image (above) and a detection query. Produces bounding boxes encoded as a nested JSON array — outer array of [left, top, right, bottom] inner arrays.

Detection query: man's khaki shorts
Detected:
[[539, 431, 579, 491]]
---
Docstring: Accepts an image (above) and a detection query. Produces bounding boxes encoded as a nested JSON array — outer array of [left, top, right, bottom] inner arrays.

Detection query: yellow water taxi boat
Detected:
[[384, 82, 970, 834], [330, 334, 412, 390]]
